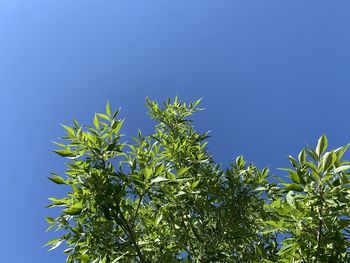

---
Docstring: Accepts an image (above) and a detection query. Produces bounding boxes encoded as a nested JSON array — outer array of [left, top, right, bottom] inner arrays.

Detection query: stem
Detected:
[[180, 215, 198, 260], [114, 205, 147, 263], [316, 180, 324, 262], [131, 193, 144, 230], [316, 207, 323, 262]]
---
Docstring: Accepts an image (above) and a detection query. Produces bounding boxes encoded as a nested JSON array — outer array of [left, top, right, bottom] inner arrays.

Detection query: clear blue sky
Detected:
[[1, 1, 349, 262]]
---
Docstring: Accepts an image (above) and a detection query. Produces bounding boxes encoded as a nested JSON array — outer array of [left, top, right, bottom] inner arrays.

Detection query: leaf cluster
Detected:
[[46, 98, 350, 263]]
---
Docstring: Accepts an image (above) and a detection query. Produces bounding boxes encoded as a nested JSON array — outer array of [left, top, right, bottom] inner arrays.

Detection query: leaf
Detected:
[[81, 254, 90, 263], [111, 252, 128, 263], [53, 149, 73, 157], [298, 149, 306, 164], [283, 183, 303, 192], [45, 217, 56, 224], [155, 214, 163, 225], [97, 113, 110, 121], [47, 197, 69, 207], [261, 224, 280, 234], [48, 173, 66, 184], [106, 101, 111, 117], [286, 191, 295, 206], [335, 144, 350, 160], [235, 156, 245, 168], [155, 163, 165, 176], [143, 167, 152, 181], [316, 134, 328, 157], [64, 203, 83, 215], [93, 113, 100, 130], [305, 148, 319, 161], [191, 180, 200, 189], [46, 239, 63, 251], [177, 167, 191, 176], [334, 165, 350, 174], [322, 151, 336, 171], [289, 171, 300, 184], [150, 176, 169, 184], [175, 191, 186, 197], [63, 248, 73, 254], [288, 155, 298, 168], [61, 124, 75, 137]]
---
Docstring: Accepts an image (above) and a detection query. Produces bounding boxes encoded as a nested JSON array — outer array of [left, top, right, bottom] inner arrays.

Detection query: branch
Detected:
[[114, 203, 147, 263]]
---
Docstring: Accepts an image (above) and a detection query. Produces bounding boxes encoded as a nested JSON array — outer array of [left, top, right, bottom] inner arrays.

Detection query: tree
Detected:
[[46, 97, 350, 262]]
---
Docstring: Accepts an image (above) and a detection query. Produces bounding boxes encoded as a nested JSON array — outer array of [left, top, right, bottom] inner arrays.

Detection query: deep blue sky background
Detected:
[[1, 1, 350, 262]]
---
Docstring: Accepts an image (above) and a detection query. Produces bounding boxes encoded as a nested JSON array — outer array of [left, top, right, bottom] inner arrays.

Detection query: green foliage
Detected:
[[264, 135, 350, 262], [46, 98, 350, 262]]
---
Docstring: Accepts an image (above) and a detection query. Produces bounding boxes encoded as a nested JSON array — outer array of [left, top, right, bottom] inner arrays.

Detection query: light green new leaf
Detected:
[[61, 124, 75, 137], [93, 113, 100, 130], [81, 254, 90, 263], [177, 167, 191, 176], [150, 176, 169, 184], [47, 239, 63, 251], [45, 217, 56, 224], [286, 191, 295, 206], [106, 101, 111, 117], [334, 165, 350, 174], [48, 173, 66, 184], [316, 134, 328, 157], [64, 203, 83, 215], [53, 149, 73, 157], [143, 167, 153, 181]]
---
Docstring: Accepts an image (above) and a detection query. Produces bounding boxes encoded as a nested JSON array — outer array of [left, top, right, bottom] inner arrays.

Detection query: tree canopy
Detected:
[[46, 97, 350, 262]]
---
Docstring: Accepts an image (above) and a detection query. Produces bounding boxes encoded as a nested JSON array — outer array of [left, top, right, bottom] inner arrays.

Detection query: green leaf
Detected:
[[150, 176, 169, 184], [53, 149, 73, 157], [63, 248, 73, 254], [46, 239, 63, 251], [306, 148, 319, 161], [335, 144, 350, 160], [177, 167, 191, 176], [106, 101, 111, 116], [261, 224, 280, 234], [322, 151, 336, 171], [81, 254, 90, 263], [289, 171, 300, 184], [45, 217, 56, 224], [298, 149, 306, 164], [288, 155, 298, 168], [93, 113, 100, 130], [283, 183, 303, 192], [154, 163, 165, 176], [334, 165, 350, 174], [286, 191, 295, 206], [316, 134, 328, 157], [143, 167, 152, 181], [97, 113, 110, 121], [61, 124, 75, 137], [48, 173, 66, 184], [64, 203, 83, 215], [191, 180, 200, 189]]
